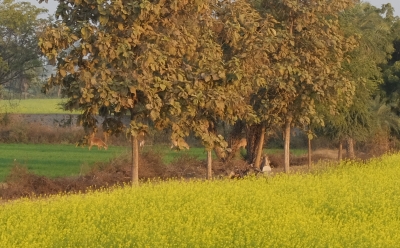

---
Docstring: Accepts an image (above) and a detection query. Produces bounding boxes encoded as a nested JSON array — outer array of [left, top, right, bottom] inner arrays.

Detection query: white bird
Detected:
[[262, 156, 272, 173]]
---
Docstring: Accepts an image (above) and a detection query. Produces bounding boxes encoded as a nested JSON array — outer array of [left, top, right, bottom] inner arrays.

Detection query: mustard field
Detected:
[[1, 154, 400, 247]]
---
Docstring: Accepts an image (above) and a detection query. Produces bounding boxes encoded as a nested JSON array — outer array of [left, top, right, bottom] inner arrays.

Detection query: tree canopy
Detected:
[[321, 2, 400, 158], [0, 0, 47, 87], [39, 0, 400, 180]]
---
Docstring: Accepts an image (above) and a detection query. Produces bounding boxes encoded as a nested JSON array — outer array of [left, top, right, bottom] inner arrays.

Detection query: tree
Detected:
[[0, 0, 47, 92], [321, 100, 372, 160], [39, 0, 238, 183], [381, 11, 400, 115], [382, 58, 400, 115], [156, 0, 269, 178], [252, 0, 357, 172], [323, 2, 399, 159], [210, 0, 281, 169], [368, 96, 400, 155]]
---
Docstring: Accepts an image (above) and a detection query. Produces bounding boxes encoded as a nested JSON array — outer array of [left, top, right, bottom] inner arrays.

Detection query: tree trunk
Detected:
[[253, 126, 266, 169], [246, 124, 263, 164], [284, 117, 292, 173], [207, 150, 212, 180], [103, 131, 109, 145], [346, 137, 355, 159], [308, 136, 312, 169], [131, 135, 139, 185], [338, 141, 343, 162]]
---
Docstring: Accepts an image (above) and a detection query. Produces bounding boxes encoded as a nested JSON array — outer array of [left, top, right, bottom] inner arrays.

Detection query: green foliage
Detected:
[[253, 0, 357, 127], [382, 38, 400, 115], [370, 96, 400, 134], [321, 102, 373, 142], [340, 2, 395, 88], [322, 3, 400, 143], [2, 154, 400, 246], [382, 60, 400, 99], [0, 0, 47, 86]]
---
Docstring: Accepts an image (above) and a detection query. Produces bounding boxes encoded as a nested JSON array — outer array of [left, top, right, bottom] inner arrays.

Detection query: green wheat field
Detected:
[[0, 143, 307, 181], [0, 99, 76, 114]]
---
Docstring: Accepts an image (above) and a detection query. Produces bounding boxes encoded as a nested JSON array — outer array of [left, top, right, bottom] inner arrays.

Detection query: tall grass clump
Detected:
[[1, 154, 400, 247]]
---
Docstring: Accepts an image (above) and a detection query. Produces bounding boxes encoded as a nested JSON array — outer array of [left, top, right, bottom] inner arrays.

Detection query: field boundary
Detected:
[[3, 114, 131, 128]]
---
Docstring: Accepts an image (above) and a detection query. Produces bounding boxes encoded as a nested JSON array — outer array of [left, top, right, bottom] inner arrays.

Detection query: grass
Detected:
[[1, 154, 400, 246], [0, 144, 230, 181], [1, 143, 306, 181], [147, 144, 217, 164], [0, 99, 77, 114], [0, 144, 128, 181], [264, 148, 306, 156], [0, 144, 213, 181]]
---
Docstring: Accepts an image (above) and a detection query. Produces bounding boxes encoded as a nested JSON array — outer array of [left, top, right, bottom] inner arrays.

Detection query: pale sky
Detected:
[[23, 0, 400, 19], [365, 0, 400, 16]]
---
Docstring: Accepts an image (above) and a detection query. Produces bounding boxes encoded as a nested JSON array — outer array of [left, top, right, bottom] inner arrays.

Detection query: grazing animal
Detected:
[[237, 138, 247, 149], [89, 137, 108, 150], [170, 138, 190, 150]]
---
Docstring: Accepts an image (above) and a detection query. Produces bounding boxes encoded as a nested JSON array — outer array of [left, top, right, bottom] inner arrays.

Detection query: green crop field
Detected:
[[0, 99, 78, 114], [1, 154, 400, 247], [0, 143, 307, 181], [0, 144, 128, 181], [155, 145, 306, 164], [0, 144, 204, 181]]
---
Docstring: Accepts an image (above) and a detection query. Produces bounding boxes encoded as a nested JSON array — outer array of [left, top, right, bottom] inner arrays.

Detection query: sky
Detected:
[[23, 0, 400, 19], [19, 0, 399, 79], [366, 0, 400, 16]]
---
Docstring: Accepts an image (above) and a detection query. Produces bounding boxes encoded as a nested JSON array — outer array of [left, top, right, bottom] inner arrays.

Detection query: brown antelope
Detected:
[[89, 137, 108, 150], [170, 138, 190, 150], [237, 138, 247, 149]]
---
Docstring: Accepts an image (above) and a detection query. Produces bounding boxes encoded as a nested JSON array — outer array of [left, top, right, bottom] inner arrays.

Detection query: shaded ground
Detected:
[[0, 149, 370, 201]]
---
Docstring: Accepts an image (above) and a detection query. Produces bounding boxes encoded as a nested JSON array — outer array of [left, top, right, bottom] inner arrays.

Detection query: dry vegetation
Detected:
[[0, 121, 84, 144]]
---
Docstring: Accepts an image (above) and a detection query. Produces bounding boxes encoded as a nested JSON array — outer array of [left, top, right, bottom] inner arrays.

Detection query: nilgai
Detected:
[[237, 138, 247, 149], [170, 138, 190, 150], [89, 137, 108, 150]]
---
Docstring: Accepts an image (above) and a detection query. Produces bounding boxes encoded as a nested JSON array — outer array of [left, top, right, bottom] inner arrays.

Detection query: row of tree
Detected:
[[37, 0, 400, 183], [321, 2, 400, 160]]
